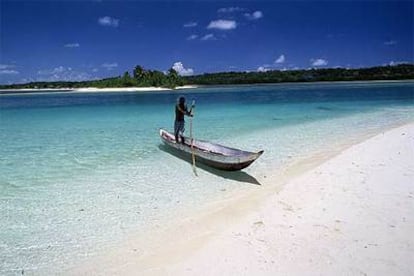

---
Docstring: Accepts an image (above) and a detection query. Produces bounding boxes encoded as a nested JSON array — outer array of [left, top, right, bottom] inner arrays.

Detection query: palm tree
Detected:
[[133, 65, 145, 80]]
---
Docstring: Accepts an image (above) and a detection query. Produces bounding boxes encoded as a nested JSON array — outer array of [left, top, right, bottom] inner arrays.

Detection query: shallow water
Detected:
[[1, 81, 413, 274]]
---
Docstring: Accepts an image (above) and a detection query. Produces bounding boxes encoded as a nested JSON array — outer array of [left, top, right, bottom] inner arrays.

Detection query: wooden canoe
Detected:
[[159, 129, 263, 171]]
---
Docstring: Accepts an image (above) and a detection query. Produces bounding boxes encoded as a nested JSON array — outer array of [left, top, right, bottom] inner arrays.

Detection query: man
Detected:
[[174, 96, 194, 144]]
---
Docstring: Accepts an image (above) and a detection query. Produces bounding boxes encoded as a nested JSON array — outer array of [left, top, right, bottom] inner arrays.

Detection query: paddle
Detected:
[[189, 100, 198, 176]]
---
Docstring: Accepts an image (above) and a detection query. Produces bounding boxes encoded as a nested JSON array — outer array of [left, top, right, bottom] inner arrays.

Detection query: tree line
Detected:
[[184, 64, 414, 85], [0, 64, 413, 90]]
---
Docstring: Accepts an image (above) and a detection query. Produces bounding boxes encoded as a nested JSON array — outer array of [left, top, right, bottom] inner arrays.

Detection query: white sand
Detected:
[[0, 85, 197, 94], [74, 87, 171, 92], [72, 123, 414, 275], [74, 85, 197, 92]]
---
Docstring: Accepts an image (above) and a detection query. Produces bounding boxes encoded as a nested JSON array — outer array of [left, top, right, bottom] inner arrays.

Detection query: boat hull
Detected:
[[159, 129, 263, 171]]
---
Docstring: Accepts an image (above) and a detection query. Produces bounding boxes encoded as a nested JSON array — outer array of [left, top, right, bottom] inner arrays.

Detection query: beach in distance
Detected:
[[0, 85, 199, 94], [1, 80, 413, 95]]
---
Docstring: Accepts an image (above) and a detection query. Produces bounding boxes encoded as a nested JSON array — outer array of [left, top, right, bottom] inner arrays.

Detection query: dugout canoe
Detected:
[[159, 129, 264, 171]]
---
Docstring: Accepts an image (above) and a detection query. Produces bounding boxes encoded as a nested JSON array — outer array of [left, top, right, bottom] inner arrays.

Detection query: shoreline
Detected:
[[71, 122, 414, 275], [190, 79, 414, 89], [0, 85, 198, 95], [1, 80, 413, 95]]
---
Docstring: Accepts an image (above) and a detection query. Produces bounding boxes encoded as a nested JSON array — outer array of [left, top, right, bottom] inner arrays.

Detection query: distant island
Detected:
[[0, 64, 413, 90], [186, 64, 414, 85]]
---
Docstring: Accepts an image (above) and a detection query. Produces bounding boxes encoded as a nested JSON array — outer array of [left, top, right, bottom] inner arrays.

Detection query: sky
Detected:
[[0, 0, 413, 84]]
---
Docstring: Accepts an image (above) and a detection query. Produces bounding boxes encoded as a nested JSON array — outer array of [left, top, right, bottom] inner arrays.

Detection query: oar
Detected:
[[190, 100, 198, 176]]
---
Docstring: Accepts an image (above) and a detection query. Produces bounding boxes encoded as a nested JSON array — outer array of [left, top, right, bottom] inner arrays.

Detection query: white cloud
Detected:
[[217, 7, 244, 13], [64, 43, 80, 48], [253, 11, 263, 19], [0, 64, 15, 70], [101, 62, 118, 70], [245, 11, 263, 20], [207, 20, 237, 30], [172, 62, 194, 76], [184, 22, 197, 28], [38, 66, 68, 75], [36, 66, 93, 81], [389, 60, 407, 66], [257, 66, 270, 72], [275, 54, 285, 64], [0, 69, 19, 75], [187, 34, 198, 40], [98, 16, 119, 27], [21, 78, 35, 83], [201, 33, 216, 41], [311, 58, 328, 67], [384, 40, 397, 46]]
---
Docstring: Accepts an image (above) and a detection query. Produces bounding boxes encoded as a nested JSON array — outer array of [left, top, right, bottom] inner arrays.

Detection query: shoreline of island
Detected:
[[0, 85, 199, 95], [1, 79, 414, 96]]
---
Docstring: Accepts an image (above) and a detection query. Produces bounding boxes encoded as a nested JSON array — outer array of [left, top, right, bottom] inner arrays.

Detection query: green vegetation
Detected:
[[185, 64, 414, 85], [0, 65, 184, 90], [0, 64, 413, 90]]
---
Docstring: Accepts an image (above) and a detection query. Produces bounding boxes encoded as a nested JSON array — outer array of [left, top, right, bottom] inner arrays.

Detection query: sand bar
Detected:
[[71, 123, 414, 275]]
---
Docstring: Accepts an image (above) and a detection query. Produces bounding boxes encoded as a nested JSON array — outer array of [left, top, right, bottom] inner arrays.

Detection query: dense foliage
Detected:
[[0, 64, 413, 90], [184, 64, 414, 85]]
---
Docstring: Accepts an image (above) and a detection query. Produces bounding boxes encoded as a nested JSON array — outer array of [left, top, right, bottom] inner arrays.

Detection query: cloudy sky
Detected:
[[0, 0, 412, 84]]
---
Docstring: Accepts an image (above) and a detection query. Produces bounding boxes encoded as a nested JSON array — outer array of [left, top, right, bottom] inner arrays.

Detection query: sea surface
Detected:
[[1, 81, 413, 274]]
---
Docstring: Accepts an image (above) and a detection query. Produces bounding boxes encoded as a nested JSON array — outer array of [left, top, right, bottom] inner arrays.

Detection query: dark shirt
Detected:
[[175, 103, 189, 121]]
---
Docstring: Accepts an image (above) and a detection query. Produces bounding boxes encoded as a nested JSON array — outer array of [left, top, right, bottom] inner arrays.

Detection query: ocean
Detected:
[[1, 81, 413, 274]]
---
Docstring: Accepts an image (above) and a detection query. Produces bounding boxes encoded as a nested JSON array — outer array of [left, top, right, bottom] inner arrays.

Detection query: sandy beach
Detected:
[[70, 123, 414, 275], [0, 85, 198, 95], [74, 86, 198, 92]]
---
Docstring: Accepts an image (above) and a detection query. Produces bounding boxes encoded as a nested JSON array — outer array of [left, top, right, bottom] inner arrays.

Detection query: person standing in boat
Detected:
[[174, 96, 194, 144]]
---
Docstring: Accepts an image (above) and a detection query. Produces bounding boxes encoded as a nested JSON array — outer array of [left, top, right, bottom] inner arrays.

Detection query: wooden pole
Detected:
[[190, 100, 197, 176]]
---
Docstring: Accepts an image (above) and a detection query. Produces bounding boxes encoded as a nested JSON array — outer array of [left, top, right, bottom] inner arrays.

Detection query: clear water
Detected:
[[1, 81, 413, 274]]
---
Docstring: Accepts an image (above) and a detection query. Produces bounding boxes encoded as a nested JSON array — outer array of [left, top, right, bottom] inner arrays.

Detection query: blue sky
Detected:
[[0, 0, 413, 84]]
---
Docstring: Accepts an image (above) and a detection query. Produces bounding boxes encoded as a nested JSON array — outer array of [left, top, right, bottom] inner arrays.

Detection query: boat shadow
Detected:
[[158, 144, 262, 185]]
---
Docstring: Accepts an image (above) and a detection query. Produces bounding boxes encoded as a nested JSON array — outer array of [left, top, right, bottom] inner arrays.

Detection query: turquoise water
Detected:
[[1, 81, 413, 274]]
